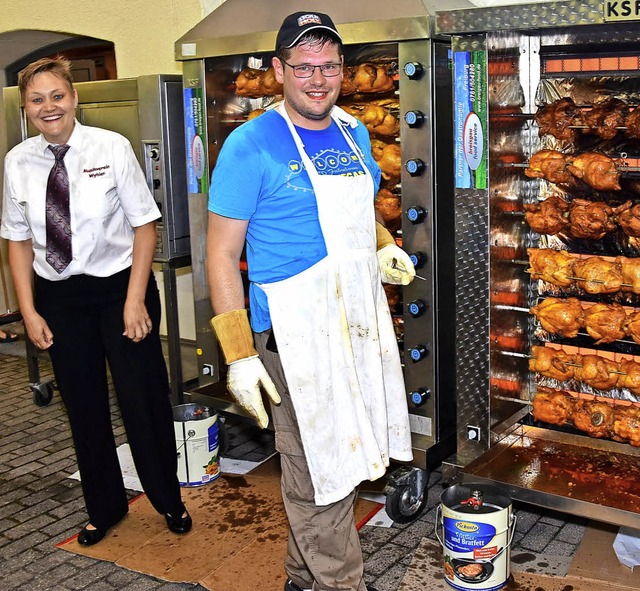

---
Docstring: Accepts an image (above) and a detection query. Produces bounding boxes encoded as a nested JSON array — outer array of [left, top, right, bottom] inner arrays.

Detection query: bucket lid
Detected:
[[173, 403, 212, 422], [441, 483, 512, 513]]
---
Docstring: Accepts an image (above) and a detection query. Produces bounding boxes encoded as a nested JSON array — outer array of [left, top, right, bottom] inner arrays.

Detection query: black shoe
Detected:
[[165, 511, 192, 534], [77, 525, 106, 546]]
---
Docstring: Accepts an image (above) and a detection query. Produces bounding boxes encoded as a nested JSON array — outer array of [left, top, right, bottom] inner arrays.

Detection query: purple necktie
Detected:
[[46, 144, 72, 273]]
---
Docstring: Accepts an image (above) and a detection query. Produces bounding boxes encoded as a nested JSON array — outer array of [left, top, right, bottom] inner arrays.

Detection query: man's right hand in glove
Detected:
[[227, 355, 280, 428], [210, 309, 281, 429]]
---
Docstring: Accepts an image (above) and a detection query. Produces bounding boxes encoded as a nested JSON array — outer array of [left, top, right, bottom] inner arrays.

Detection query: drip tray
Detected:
[[462, 425, 640, 528]]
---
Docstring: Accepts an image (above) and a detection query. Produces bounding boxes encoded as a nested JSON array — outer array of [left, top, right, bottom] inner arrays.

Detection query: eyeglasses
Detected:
[[281, 60, 342, 79]]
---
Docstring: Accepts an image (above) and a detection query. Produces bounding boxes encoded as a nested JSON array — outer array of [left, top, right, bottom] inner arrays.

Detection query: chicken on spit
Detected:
[[581, 98, 629, 140], [567, 199, 617, 240], [525, 150, 574, 185], [530, 297, 585, 338], [612, 405, 640, 446], [532, 390, 574, 425], [371, 140, 401, 184], [618, 358, 640, 396], [574, 354, 619, 391], [235, 67, 283, 97], [572, 399, 615, 438], [620, 256, 640, 293], [615, 201, 640, 237], [524, 195, 570, 235], [342, 104, 400, 136], [583, 302, 627, 344], [534, 97, 583, 142], [572, 256, 623, 294], [624, 310, 640, 345], [625, 107, 640, 140], [567, 152, 622, 192], [527, 248, 576, 287], [374, 188, 402, 233], [529, 345, 575, 381], [352, 63, 395, 94]]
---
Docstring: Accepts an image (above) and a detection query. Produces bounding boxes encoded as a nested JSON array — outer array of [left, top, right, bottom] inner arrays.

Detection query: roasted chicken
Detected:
[[261, 67, 283, 96], [584, 302, 627, 344], [534, 97, 582, 142], [572, 399, 615, 438], [613, 406, 640, 446], [574, 354, 619, 390], [572, 256, 623, 294], [625, 107, 640, 140], [342, 104, 400, 136], [371, 140, 401, 183], [235, 67, 282, 97], [524, 196, 570, 235], [246, 108, 265, 121], [616, 201, 640, 237], [374, 188, 402, 233], [352, 63, 395, 94], [620, 256, 640, 293], [341, 66, 357, 95], [581, 98, 629, 140], [624, 310, 640, 345], [525, 149, 574, 185], [532, 391, 574, 425], [235, 67, 263, 97], [529, 345, 575, 381], [618, 358, 640, 396], [527, 248, 575, 287], [567, 152, 622, 192], [530, 297, 585, 338], [567, 199, 617, 240]]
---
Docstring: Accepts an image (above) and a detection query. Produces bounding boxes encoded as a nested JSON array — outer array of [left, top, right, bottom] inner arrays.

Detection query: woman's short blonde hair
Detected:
[[18, 57, 74, 99]]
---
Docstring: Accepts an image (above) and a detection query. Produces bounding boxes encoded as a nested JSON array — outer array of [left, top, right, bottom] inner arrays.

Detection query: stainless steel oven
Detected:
[[438, 0, 640, 528]]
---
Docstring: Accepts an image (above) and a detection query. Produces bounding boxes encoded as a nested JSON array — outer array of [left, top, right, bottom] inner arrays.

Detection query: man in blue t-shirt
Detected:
[[207, 11, 415, 591]]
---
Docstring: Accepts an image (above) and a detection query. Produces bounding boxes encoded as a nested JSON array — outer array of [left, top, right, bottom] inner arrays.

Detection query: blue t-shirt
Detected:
[[208, 108, 381, 331]]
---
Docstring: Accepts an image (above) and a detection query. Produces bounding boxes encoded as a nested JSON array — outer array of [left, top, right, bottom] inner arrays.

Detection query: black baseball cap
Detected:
[[275, 11, 342, 51]]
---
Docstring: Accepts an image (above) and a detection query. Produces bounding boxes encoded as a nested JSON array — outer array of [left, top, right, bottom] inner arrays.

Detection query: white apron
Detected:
[[258, 104, 412, 505]]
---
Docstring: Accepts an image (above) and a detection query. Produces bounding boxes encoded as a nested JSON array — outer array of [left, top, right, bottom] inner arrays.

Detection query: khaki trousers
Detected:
[[255, 331, 367, 591]]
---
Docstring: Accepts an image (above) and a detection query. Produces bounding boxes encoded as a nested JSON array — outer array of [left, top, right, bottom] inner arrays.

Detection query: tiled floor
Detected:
[[0, 321, 598, 591]]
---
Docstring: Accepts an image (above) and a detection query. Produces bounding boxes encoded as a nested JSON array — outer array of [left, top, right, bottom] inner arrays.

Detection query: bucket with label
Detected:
[[173, 403, 220, 487], [436, 483, 516, 591]]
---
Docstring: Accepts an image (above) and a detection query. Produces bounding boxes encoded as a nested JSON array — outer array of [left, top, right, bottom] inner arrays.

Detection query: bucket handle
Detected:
[[175, 425, 197, 454], [435, 505, 518, 563]]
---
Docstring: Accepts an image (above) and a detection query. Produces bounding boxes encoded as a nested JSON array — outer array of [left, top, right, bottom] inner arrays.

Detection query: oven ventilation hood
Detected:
[[175, 0, 474, 60]]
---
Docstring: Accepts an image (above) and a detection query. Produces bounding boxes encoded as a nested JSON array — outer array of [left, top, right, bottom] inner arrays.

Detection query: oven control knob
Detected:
[[406, 206, 427, 224], [403, 62, 424, 80], [409, 252, 426, 268], [407, 299, 427, 318], [405, 158, 426, 177], [404, 110, 425, 128], [409, 344, 429, 363], [410, 388, 431, 406]]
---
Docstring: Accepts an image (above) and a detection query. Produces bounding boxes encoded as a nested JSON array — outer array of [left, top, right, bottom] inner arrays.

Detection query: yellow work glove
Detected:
[[210, 309, 281, 428], [375, 222, 416, 286]]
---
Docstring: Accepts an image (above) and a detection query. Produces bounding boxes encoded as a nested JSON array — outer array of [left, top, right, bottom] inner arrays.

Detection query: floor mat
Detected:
[[399, 530, 640, 591], [57, 456, 382, 591]]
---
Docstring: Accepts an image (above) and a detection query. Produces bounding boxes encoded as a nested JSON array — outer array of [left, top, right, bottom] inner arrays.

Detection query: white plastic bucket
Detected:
[[436, 483, 516, 591], [173, 403, 220, 487]]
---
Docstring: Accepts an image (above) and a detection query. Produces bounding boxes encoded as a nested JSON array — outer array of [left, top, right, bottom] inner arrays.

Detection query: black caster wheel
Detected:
[[384, 466, 429, 524], [31, 381, 55, 407]]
